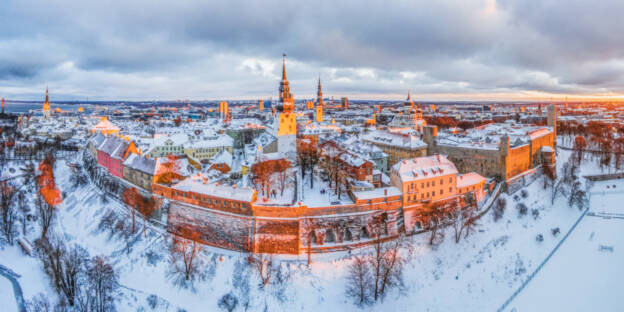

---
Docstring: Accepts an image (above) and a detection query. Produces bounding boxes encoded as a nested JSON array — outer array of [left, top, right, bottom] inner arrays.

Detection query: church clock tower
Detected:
[[277, 54, 297, 156]]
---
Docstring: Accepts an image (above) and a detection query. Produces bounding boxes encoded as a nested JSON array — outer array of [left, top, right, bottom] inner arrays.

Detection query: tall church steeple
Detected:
[[276, 54, 297, 157], [406, 90, 414, 112], [42, 87, 51, 119], [282, 54, 287, 80], [278, 53, 294, 111], [316, 75, 324, 106]]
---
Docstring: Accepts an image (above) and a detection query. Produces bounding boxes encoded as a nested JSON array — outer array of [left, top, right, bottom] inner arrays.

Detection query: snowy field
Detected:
[[1, 148, 617, 311], [508, 179, 624, 312]]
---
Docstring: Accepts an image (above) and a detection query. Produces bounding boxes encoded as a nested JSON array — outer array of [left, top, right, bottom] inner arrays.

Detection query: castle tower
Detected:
[[315, 76, 323, 123], [547, 103, 557, 148], [277, 54, 297, 157], [219, 101, 229, 120], [499, 134, 510, 181], [42, 87, 51, 119], [423, 125, 438, 149], [259, 99, 264, 111]]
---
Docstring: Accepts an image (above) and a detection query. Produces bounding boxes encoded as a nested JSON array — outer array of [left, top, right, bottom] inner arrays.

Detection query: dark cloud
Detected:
[[0, 0, 623, 100]]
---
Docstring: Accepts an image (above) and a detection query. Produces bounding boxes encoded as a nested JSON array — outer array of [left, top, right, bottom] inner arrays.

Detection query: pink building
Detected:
[[97, 136, 136, 178]]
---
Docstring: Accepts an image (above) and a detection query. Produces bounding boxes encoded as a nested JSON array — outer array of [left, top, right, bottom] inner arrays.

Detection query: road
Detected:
[[0, 264, 27, 312]]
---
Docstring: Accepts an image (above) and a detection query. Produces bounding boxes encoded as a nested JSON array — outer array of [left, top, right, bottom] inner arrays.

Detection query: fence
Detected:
[[497, 207, 589, 312], [583, 172, 624, 181]]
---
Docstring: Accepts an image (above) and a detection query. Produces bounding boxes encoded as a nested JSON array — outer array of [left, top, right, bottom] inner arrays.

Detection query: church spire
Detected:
[[42, 86, 51, 118], [282, 53, 287, 80], [317, 75, 323, 106], [278, 53, 294, 109]]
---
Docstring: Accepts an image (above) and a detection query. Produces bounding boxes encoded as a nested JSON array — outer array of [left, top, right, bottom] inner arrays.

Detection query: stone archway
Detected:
[[344, 228, 353, 241], [325, 228, 336, 243], [360, 226, 369, 239]]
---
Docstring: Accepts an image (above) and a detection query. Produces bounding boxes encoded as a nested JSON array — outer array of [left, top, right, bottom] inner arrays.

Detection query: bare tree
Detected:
[[345, 256, 372, 306], [493, 198, 507, 222], [37, 236, 89, 307], [37, 195, 56, 240], [423, 201, 447, 245], [378, 237, 405, 299], [0, 181, 18, 245], [451, 206, 465, 244], [248, 253, 274, 288], [543, 164, 565, 205], [169, 227, 203, 286], [85, 256, 119, 312]]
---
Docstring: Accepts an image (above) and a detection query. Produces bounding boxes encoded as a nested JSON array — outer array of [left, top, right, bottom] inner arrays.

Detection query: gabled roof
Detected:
[[92, 118, 120, 132], [123, 153, 157, 175], [210, 150, 233, 167], [98, 136, 125, 155], [89, 133, 106, 147]]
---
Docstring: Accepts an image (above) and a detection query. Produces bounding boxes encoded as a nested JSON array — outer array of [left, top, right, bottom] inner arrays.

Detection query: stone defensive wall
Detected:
[[157, 183, 407, 254]]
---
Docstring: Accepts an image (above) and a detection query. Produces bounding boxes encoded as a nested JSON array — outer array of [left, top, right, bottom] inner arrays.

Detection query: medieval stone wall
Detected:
[[432, 144, 504, 180], [168, 202, 254, 252]]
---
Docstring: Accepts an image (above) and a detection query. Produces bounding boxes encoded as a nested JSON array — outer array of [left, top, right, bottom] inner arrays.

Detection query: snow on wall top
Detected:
[[171, 174, 255, 202], [352, 186, 402, 200]]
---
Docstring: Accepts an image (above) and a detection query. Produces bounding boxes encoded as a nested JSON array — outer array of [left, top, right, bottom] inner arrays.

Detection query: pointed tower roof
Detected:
[[282, 53, 287, 80]]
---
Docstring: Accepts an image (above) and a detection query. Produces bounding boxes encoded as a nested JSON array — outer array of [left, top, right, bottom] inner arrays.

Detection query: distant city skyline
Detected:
[[1, 0, 624, 101]]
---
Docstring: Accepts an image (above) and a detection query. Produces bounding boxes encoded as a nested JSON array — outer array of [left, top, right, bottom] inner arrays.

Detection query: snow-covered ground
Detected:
[[1, 148, 620, 311], [508, 179, 624, 312]]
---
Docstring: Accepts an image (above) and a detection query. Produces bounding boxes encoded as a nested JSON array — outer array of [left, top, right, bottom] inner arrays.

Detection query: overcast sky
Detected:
[[1, 0, 623, 101]]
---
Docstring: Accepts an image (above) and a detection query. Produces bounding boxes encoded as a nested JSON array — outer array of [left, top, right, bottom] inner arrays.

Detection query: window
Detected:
[[441, 179, 444, 185], [426, 182, 429, 187], [421, 183, 424, 188], [432, 191, 435, 196], [432, 181, 435, 187], [449, 177, 453, 183], [440, 189, 443, 195], [449, 187, 452, 193]]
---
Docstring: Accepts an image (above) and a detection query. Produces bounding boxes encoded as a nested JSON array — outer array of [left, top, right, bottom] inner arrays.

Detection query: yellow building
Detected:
[[91, 116, 120, 136]]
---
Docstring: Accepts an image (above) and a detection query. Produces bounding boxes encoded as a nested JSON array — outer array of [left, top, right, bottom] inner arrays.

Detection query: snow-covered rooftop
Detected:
[[392, 154, 458, 181]]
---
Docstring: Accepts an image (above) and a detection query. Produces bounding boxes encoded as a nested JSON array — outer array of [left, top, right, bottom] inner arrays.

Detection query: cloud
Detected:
[[0, 0, 623, 100]]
